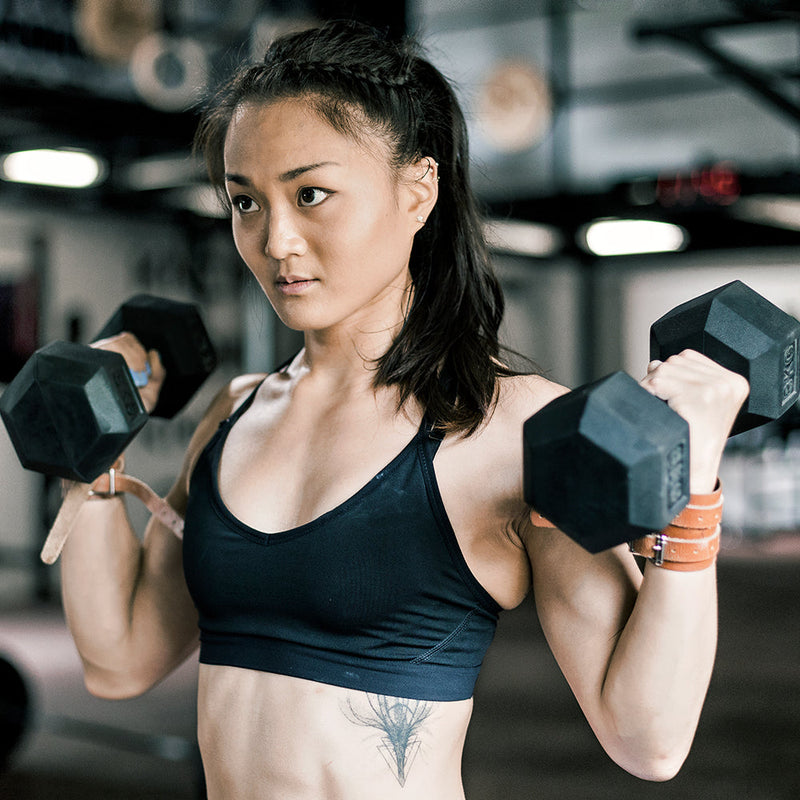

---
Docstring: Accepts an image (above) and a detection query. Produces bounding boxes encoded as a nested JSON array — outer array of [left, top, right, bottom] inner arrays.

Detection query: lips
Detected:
[[276, 274, 318, 295]]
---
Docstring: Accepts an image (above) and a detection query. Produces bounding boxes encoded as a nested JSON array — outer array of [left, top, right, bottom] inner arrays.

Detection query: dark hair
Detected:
[[195, 20, 522, 436]]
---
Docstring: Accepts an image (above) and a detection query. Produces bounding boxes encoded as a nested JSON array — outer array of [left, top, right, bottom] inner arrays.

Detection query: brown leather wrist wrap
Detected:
[[628, 483, 723, 572], [89, 471, 185, 538], [42, 459, 184, 565]]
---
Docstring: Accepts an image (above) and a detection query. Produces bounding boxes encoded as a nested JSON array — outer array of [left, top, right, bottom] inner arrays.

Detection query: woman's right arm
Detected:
[[60, 478, 198, 699], [59, 334, 264, 698]]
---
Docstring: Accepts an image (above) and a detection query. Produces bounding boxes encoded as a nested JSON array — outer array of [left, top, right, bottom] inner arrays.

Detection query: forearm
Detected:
[[59, 487, 197, 698], [60, 495, 145, 688], [594, 424, 723, 778], [598, 561, 717, 780]]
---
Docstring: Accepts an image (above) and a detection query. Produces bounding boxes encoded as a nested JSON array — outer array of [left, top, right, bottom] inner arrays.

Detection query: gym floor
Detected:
[[0, 543, 797, 800]]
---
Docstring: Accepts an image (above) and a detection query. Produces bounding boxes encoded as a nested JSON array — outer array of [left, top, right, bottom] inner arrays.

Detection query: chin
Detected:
[[270, 306, 333, 334]]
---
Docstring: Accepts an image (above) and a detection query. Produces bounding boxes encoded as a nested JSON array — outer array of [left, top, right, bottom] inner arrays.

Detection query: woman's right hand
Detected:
[[91, 332, 166, 415]]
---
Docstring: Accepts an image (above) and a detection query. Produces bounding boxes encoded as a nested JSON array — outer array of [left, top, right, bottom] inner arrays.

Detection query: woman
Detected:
[[60, 20, 749, 799]]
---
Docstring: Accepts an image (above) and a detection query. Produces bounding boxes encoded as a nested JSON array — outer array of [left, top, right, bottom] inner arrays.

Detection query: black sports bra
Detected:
[[182, 384, 501, 701]]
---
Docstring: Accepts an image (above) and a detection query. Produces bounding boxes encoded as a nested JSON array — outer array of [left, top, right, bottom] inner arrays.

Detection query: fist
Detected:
[[91, 332, 166, 415], [640, 350, 749, 493]]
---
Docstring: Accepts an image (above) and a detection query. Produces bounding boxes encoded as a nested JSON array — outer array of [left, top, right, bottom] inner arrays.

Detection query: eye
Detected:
[[232, 195, 260, 214], [297, 187, 331, 207]]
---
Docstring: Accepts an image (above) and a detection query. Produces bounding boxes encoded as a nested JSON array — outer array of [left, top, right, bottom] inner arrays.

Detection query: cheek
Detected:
[[343, 201, 411, 260], [231, 222, 247, 259], [231, 221, 262, 269]]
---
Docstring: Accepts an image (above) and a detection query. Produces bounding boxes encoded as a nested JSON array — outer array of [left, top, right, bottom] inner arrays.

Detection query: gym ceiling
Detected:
[[0, 0, 798, 255]]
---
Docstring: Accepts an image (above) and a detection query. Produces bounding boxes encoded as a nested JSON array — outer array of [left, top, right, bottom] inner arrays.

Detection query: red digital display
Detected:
[[656, 162, 741, 207]]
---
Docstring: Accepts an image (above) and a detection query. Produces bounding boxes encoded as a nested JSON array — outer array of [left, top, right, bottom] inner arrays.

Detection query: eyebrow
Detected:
[[224, 161, 339, 186]]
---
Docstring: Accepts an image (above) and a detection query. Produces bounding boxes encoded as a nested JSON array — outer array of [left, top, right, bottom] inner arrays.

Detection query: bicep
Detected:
[[525, 523, 642, 719]]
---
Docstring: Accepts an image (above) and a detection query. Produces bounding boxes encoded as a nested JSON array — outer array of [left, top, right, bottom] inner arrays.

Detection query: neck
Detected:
[[293, 279, 411, 392], [295, 323, 393, 390]]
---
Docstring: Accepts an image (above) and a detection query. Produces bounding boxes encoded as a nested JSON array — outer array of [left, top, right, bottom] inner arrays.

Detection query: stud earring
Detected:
[[416, 215, 425, 223]]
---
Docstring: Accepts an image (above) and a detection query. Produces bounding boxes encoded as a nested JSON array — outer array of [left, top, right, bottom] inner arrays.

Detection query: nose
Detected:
[[265, 209, 307, 261]]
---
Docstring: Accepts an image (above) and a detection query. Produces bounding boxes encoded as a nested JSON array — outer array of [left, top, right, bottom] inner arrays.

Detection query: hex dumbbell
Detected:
[[650, 280, 799, 435], [0, 294, 217, 483], [523, 281, 799, 552]]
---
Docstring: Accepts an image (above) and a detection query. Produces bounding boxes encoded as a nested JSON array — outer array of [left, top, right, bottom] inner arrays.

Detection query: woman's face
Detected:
[[223, 98, 431, 337]]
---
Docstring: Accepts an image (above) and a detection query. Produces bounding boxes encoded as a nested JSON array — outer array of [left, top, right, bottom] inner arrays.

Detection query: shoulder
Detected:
[[441, 373, 567, 474], [436, 373, 568, 516], [478, 374, 568, 541], [168, 373, 267, 507], [214, 373, 268, 415], [428, 373, 569, 607], [192, 372, 267, 452], [500, 376, 641, 585], [488, 373, 569, 435], [494, 378, 643, 607], [197, 373, 266, 438]]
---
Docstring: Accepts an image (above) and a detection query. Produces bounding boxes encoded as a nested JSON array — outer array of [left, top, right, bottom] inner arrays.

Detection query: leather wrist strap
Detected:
[[667, 485, 723, 529], [628, 528, 720, 571], [41, 465, 184, 565], [529, 485, 723, 572], [629, 483, 722, 572], [89, 471, 184, 539]]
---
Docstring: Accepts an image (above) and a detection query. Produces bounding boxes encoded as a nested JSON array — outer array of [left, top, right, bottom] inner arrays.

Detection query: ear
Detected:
[[402, 156, 439, 232]]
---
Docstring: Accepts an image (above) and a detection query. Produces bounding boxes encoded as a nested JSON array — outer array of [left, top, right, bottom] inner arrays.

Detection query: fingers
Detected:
[[91, 331, 148, 370], [91, 333, 166, 414], [148, 348, 166, 383], [91, 333, 158, 374], [639, 349, 750, 493], [641, 349, 750, 404]]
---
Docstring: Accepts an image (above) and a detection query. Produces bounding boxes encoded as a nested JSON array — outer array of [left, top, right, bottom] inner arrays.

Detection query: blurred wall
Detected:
[[415, 1, 799, 200], [584, 248, 800, 379]]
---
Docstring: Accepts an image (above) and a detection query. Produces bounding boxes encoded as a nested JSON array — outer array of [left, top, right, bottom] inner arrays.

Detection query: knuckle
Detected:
[[734, 372, 750, 392], [641, 372, 661, 393]]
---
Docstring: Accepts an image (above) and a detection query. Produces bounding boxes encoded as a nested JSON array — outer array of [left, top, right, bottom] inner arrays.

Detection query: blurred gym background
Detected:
[[0, 1, 798, 798]]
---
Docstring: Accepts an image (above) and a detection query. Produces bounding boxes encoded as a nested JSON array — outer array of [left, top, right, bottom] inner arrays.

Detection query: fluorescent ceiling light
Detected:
[[731, 195, 800, 232], [1, 148, 106, 188], [121, 154, 204, 191], [484, 218, 562, 258], [166, 184, 229, 218], [579, 218, 688, 257]]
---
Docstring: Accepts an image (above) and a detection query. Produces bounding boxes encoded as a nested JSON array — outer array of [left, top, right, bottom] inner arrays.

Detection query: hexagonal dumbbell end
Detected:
[[523, 371, 690, 553], [650, 280, 800, 435], [95, 295, 217, 419], [0, 341, 148, 482]]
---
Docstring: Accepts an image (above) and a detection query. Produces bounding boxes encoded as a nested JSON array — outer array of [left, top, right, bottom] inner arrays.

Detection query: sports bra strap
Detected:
[[223, 381, 262, 427], [418, 416, 445, 460]]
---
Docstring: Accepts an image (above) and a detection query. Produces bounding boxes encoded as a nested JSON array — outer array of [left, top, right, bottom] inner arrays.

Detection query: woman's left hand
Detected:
[[640, 350, 750, 493]]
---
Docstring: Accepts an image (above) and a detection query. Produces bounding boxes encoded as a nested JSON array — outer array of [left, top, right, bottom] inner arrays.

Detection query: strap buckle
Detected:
[[88, 466, 117, 498], [651, 533, 666, 567]]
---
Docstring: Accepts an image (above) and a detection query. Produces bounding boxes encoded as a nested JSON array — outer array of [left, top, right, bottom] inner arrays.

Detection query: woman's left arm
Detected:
[[521, 352, 749, 781]]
